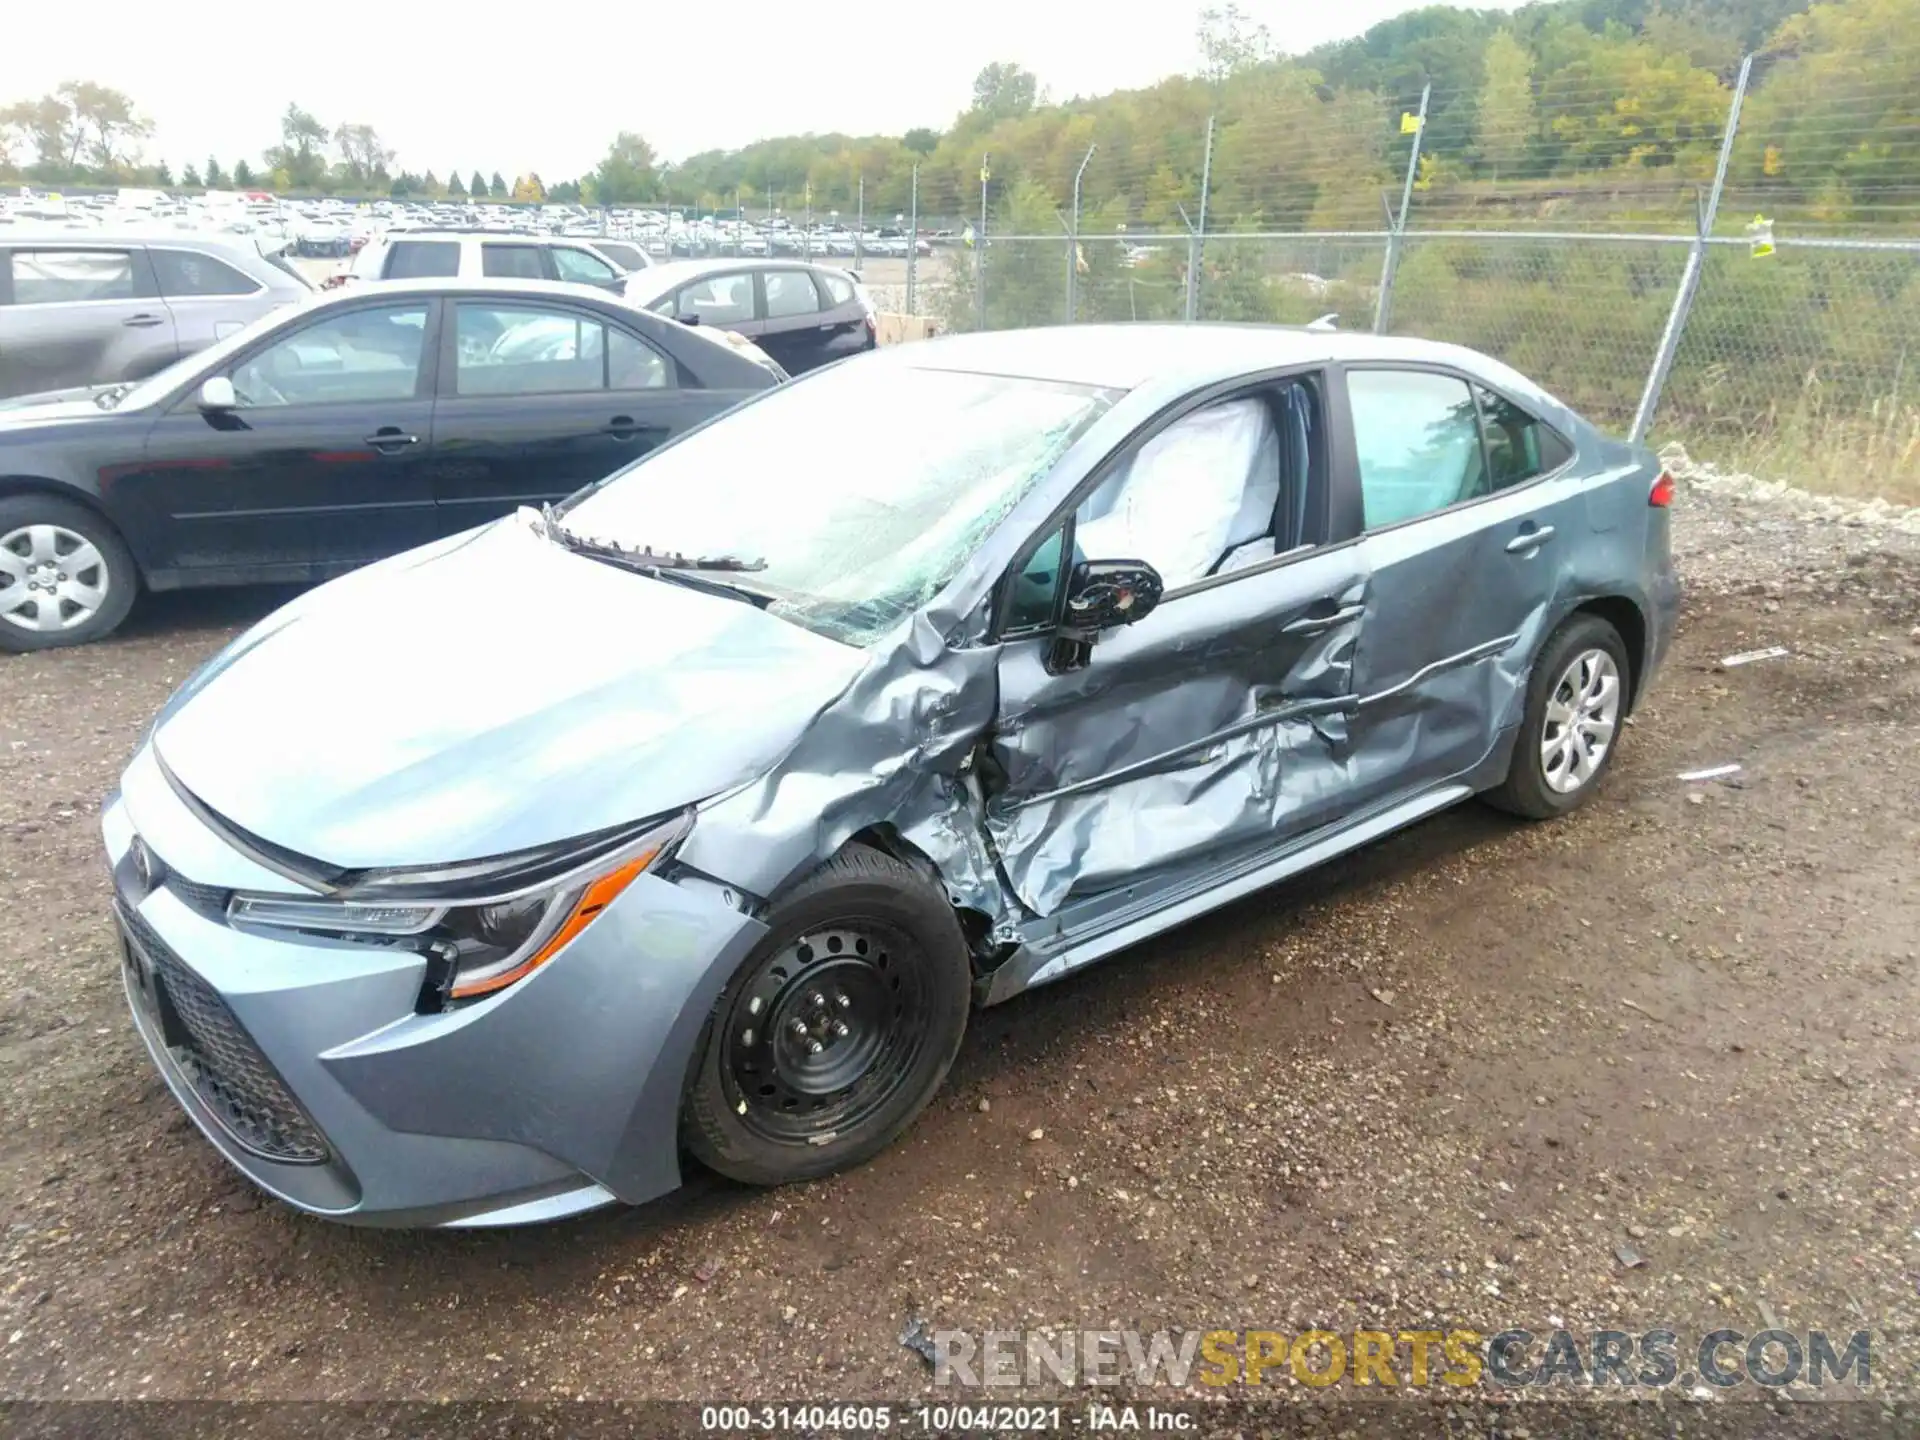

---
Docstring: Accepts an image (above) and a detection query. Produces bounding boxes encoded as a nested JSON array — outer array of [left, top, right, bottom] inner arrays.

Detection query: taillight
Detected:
[[1648, 470, 1675, 507]]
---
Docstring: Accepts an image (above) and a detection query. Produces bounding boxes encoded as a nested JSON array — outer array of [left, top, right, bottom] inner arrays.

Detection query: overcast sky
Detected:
[[5, 0, 1499, 179]]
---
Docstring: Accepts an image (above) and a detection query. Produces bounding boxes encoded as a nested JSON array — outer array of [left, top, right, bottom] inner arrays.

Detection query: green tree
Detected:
[[266, 103, 328, 188], [969, 62, 1040, 123], [204, 155, 226, 187], [1473, 30, 1537, 181], [903, 127, 941, 155], [469, 169, 488, 200], [180, 162, 201, 188], [1732, 0, 1920, 223], [153, 160, 173, 187], [448, 170, 467, 197], [233, 158, 254, 187], [1198, 3, 1276, 86], [332, 122, 392, 187], [1, 95, 78, 170], [548, 178, 582, 203], [590, 131, 660, 204], [57, 82, 150, 169], [422, 168, 441, 198], [489, 170, 507, 198]]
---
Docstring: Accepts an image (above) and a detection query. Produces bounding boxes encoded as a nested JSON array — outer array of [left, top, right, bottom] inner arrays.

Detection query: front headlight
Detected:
[[227, 811, 692, 1003]]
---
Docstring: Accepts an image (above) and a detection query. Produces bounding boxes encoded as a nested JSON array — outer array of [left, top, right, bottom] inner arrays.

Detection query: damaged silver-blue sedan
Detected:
[[103, 325, 1680, 1226]]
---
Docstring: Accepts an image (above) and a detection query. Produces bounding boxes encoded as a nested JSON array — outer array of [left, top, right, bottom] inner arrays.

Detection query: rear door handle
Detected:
[[123, 313, 166, 328], [364, 429, 418, 452], [1281, 602, 1365, 635], [1506, 524, 1556, 554], [602, 417, 668, 440]]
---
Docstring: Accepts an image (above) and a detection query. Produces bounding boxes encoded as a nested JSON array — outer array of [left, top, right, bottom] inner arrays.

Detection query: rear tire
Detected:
[[683, 846, 971, 1187], [1484, 614, 1629, 820], [0, 495, 139, 652]]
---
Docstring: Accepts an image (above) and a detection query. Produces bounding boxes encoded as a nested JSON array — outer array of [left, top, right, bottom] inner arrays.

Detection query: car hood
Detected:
[[151, 515, 870, 871], [0, 385, 117, 422]]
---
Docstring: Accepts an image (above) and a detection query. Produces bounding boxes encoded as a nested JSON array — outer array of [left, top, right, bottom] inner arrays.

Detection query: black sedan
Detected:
[[0, 278, 783, 650], [624, 260, 878, 376]]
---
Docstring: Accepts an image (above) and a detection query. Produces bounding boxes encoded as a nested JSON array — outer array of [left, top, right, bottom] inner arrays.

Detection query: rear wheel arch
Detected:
[[1568, 595, 1646, 712]]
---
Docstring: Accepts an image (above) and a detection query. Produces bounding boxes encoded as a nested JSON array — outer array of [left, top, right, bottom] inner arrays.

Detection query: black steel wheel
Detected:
[[684, 846, 971, 1186]]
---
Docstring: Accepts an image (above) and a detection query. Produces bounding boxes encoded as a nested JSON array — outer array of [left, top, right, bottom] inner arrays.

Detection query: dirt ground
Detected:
[[0, 479, 1916, 1416]]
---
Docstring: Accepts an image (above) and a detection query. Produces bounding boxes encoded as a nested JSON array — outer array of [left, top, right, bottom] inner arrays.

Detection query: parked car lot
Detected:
[[95, 324, 1683, 1227], [0, 232, 311, 400], [0, 277, 780, 649]]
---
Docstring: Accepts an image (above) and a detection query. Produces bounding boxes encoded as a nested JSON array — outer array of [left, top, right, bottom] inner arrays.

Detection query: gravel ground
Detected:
[[0, 468, 1916, 1422]]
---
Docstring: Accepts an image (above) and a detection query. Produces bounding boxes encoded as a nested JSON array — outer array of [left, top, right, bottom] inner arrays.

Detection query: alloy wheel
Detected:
[[1540, 647, 1621, 794]]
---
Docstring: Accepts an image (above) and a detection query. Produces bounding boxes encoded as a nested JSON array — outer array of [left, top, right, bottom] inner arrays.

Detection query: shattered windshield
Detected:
[[560, 362, 1115, 645]]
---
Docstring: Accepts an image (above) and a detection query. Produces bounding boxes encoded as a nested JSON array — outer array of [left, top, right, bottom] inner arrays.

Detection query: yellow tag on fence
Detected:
[[1400, 112, 1423, 134], [1746, 213, 1775, 258]]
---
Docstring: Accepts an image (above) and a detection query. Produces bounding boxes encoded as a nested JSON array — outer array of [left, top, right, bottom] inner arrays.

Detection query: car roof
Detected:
[[321, 276, 633, 307], [0, 228, 272, 259], [625, 257, 847, 300], [889, 323, 1535, 395], [373, 230, 601, 245]]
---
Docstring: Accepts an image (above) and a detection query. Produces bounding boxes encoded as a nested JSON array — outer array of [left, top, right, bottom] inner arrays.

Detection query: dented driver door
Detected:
[[983, 546, 1370, 921]]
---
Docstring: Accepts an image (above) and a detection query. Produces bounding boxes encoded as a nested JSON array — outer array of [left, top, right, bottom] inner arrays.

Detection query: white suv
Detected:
[[333, 231, 644, 291]]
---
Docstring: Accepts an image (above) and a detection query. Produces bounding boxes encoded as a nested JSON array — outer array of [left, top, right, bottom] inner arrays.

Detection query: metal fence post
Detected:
[[855, 174, 864, 272], [1373, 81, 1430, 334], [1631, 53, 1753, 444], [1185, 116, 1216, 322], [977, 154, 990, 329], [1068, 144, 1095, 322], [907, 164, 919, 315]]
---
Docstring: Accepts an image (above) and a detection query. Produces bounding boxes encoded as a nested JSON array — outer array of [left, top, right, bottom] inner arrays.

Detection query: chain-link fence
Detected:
[[892, 46, 1919, 502]]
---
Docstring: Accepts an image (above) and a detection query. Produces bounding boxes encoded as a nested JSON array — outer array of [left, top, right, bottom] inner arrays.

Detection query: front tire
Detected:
[[1485, 614, 1629, 820], [684, 846, 971, 1187], [0, 495, 139, 652]]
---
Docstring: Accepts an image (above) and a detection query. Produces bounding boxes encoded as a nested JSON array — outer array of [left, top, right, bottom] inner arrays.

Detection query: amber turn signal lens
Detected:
[[447, 845, 662, 999]]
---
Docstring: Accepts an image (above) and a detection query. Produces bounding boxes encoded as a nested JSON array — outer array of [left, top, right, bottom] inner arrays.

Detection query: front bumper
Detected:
[[104, 745, 765, 1227]]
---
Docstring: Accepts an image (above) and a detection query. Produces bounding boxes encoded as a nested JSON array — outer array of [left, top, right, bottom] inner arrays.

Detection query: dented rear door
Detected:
[[1341, 365, 1586, 806], [983, 547, 1369, 919]]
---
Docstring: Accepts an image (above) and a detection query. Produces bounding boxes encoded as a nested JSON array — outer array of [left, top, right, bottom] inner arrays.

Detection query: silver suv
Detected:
[[0, 232, 311, 400], [340, 232, 640, 291]]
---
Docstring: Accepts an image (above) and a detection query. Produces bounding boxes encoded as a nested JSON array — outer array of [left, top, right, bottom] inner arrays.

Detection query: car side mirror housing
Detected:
[[197, 376, 237, 411], [1045, 558, 1163, 674], [677, 314, 702, 327], [1063, 558, 1163, 634]]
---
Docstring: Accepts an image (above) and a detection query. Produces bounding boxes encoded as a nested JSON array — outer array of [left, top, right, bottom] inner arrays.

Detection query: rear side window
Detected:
[[675, 274, 754, 325], [1348, 370, 1484, 529], [608, 329, 671, 390], [764, 270, 822, 319], [820, 272, 855, 305], [1475, 384, 1573, 487], [9, 249, 136, 304], [551, 247, 616, 284], [481, 244, 546, 281], [150, 250, 261, 297], [456, 303, 607, 395], [384, 241, 459, 279]]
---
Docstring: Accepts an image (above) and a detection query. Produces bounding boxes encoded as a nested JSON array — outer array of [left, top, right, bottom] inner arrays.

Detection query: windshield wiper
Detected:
[[539, 506, 773, 607]]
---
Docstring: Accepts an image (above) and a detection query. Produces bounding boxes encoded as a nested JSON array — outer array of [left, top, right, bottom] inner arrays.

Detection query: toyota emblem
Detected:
[[130, 837, 160, 894]]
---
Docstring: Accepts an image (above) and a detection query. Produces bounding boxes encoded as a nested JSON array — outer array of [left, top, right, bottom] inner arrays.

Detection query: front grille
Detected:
[[164, 873, 233, 916], [119, 905, 329, 1165]]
